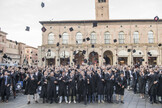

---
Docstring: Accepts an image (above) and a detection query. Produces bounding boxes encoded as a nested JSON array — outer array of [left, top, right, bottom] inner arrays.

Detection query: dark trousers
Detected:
[[133, 80, 137, 93], [1, 86, 10, 101], [150, 94, 156, 102]]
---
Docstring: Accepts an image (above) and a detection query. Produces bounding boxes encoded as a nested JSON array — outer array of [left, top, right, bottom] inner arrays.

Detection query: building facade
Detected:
[[38, 0, 162, 67], [0, 29, 38, 66], [25, 46, 38, 66]]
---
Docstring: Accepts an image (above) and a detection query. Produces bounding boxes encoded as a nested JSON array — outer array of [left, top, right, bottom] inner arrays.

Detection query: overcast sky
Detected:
[[0, 0, 162, 48]]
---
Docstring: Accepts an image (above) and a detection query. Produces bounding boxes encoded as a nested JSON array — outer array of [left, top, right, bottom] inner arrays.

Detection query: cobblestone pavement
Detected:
[[0, 90, 162, 108]]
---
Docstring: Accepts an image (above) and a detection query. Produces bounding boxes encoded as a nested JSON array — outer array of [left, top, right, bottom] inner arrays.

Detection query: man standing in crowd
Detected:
[[0, 71, 11, 103], [115, 72, 127, 104]]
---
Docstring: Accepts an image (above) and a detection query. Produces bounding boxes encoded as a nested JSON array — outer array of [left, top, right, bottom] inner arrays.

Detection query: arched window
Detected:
[[104, 32, 111, 44], [119, 31, 124, 44], [48, 33, 54, 44], [91, 32, 96, 44], [148, 31, 154, 43], [133, 31, 139, 43], [76, 32, 83, 44], [62, 33, 69, 44]]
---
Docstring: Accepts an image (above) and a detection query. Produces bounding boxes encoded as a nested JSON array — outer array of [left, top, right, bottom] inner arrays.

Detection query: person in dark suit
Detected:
[[138, 68, 146, 99], [96, 69, 105, 103], [58, 71, 68, 104], [132, 68, 139, 94], [0, 71, 11, 103], [47, 71, 57, 104], [25, 70, 38, 104], [68, 70, 77, 104], [87, 70, 92, 104], [40, 71, 48, 103], [11, 69, 17, 99], [80, 71, 88, 105], [115, 72, 127, 104], [105, 69, 114, 103], [147, 69, 158, 104]]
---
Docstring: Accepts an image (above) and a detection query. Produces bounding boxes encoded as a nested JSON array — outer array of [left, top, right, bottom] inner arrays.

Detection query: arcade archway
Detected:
[[103, 50, 113, 65], [89, 51, 99, 65], [74, 51, 84, 65]]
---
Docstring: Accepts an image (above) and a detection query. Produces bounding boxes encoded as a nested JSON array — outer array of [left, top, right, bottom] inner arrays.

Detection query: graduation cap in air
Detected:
[[154, 16, 159, 22], [127, 49, 131, 52], [83, 39, 86, 42], [82, 50, 86, 54], [10, 40, 12, 42], [57, 42, 60, 46], [139, 52, 142, 55], [133, 49, 136, 53], [15, 41, 18, 45], [86, 37, 90, 41], [48, 49, 51, 52], [25, 26, 30, 31], [91, 44, 95, 48], [73, 51, 76, 55], [30, 57, 32, 59], [93, 22, 97, 27], [3, 54, 7, 58], [69, 27, 74, 32], [41, 27, 46, 32], [84, 59, 87, 63], [158, 43, 162, 47], [59, 34, 62, 38], [147, 52, 151, 55], [113, 39, 117, 43], [41, 2, 45, 8], [42, 58, 45, 61]]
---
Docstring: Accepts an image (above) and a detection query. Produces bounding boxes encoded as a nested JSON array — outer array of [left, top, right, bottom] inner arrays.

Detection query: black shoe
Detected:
[[50, 101, 53, 104], [110, 100, 113, 103], [27, 101, 30, 104], [121, 101, 124, 104], [150, 101, 153, 104], [35, 101, 38, 103], [14, 96, 16, 99], [46, 100, 48, 103], [154, 101, 158, 104]]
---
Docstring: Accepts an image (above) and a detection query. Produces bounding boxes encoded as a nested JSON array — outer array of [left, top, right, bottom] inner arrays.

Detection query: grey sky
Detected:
[[0, 0, 162, 47]]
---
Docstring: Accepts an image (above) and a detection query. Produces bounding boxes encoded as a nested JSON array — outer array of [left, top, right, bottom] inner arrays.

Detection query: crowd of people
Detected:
[[0, 64, 162, 105]]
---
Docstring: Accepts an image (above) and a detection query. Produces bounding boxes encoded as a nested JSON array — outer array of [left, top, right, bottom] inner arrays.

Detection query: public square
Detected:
[[1, 0, 162, 108], [0, 90, 162, 108]]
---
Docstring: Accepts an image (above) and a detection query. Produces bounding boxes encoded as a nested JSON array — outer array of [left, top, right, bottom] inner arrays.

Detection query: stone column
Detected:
[[158, 47, 162, 65], [143, 46, 148, 65], [128, 52, 132, 66], [99, 46, 103, 66], [113, 47, 117, 65], [160, 47, 162, 65], [70, 47, 74, 66]]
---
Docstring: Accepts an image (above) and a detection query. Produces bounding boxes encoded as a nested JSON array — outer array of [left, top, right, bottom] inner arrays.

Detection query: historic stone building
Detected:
[[25, 46, 38, 66], [38, 0, 162, 67], [0, 29, 38, 66]]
